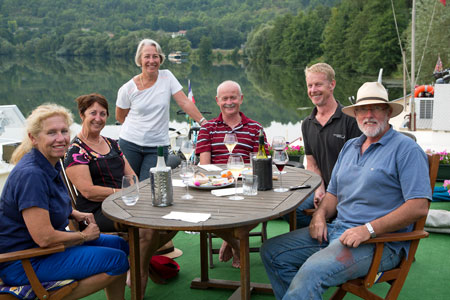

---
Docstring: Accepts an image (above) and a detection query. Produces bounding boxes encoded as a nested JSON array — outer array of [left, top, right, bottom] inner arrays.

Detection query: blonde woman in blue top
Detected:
[[0, 104, 129, 300]]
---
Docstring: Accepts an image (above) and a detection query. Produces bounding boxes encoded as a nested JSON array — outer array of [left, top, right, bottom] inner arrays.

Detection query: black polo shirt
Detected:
[[301, 101, 361, 187]]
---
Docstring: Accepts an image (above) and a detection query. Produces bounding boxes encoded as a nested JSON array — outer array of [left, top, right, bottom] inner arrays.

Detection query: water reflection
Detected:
[[0, 56, 402, 131]]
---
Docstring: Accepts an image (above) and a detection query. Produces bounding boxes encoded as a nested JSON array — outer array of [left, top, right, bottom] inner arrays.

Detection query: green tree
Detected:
[[198, 36, 213, 63]]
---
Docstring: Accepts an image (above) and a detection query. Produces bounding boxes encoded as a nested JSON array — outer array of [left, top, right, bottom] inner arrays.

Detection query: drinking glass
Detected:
[[272, 136, 286, 151], [180, 161, 195, 199], [273, 150, 289, 192], [249, 152, 257, 170], [180, 138, 194, 163], [224, 133, 238, 154], [227, 155, 245, 200], [121, 174, 139, 206]]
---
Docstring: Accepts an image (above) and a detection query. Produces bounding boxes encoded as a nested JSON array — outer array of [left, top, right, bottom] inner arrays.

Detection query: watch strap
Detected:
[[365, 222, 376, 238]]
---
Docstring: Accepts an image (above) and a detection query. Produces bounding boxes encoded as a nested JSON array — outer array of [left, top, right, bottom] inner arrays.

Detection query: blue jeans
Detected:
[[260, 221, 402, 300], [282, 193, 314, 228], [119, 139, 168, 181], [0, 234, 129, 285]]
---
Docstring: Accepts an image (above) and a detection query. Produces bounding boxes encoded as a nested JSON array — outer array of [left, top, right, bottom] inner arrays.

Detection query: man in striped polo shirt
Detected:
[[195, 80, 268, 268], [196, 80, 268, 165]]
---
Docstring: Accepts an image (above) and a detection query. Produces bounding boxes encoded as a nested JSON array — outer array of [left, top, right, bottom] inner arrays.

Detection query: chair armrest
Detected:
[[0, 244, 66, 263], [302, 208, 316, 216], [362, 230, 429, 244]]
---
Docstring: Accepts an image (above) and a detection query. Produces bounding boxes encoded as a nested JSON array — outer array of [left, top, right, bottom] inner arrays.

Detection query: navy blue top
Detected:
[[0, 148, 72, 256]]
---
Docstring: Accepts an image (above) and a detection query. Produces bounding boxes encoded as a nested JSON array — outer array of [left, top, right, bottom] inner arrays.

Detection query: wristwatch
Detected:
[[365, 222, 376, 238]]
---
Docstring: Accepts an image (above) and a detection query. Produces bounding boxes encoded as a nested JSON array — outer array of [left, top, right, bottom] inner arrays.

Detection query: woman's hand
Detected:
[[82, 223, 101, 242], [71, 210, 96, 225]]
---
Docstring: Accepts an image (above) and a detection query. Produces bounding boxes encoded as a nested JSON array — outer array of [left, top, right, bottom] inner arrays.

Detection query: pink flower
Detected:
[[444, 180, 450, 196]]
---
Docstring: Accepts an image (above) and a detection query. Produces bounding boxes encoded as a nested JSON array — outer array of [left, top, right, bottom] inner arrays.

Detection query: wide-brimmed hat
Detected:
[[154, 240, 183, 259], [342, 82, 403, 118]]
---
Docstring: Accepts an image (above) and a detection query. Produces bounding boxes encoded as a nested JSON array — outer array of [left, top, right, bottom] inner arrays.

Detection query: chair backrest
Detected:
[[414, 153, 440, 230], [59, 158, 79, 232]]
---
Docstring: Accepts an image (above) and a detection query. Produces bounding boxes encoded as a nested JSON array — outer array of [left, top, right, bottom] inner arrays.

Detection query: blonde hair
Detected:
[[11, 104, 73, 164], [135, 39, 166, 67], [304, 63, 335, 83]]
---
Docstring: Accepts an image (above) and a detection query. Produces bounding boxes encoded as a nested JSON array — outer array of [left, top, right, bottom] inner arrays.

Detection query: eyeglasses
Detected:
[[354, 105, 388, 114]]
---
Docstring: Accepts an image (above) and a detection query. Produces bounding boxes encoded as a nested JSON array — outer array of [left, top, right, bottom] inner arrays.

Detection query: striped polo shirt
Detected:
[[195, 112, 269, 164]]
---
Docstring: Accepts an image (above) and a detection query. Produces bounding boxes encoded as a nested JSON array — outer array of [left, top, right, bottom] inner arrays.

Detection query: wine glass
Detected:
[[180, 161, 195, 199], [121, 175, 139, 206], [224, 133, 238, 154], [272, 136, 286, 151], [180, 138, 194, 163], [273, 150, 289, 192], [227, 155, 245, 200], [272, 136, 287, 174]]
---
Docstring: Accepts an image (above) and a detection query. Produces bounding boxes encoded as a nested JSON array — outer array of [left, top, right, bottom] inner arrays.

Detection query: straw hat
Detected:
[[342, 82, 403, 118], [154, 240, 183, 259]]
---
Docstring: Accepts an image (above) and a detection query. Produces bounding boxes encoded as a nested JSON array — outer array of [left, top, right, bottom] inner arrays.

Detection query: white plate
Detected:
[[189, 181, 234, 190], [189, 175, 234, 190]]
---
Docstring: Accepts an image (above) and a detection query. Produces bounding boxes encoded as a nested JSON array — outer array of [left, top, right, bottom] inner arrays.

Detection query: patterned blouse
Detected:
[[64, 136, 125, 215]]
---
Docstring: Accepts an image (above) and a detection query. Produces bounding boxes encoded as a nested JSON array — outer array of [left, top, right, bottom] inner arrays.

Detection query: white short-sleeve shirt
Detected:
[[116, 70, 183, 147]]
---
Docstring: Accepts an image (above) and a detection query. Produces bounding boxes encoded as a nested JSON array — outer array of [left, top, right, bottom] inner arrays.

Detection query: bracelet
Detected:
[[112, 188, 116, 194], [199, 117, 206, 125], [78, 231, 87, 243]]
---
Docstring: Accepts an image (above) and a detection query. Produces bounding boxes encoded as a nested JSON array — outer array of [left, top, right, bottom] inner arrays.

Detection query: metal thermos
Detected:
[[252, 156, 273, 191]]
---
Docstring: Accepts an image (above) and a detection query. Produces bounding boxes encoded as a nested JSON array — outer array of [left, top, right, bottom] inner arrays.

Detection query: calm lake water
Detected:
[[0, 56, 400, 143]]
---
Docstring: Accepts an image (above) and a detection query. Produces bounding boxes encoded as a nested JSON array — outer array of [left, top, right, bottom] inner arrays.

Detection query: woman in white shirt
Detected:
[[116, 39, 207, 180]]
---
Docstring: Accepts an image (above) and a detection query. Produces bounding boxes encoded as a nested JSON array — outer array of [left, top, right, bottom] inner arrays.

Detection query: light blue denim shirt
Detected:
[[327, 127, 432, 254]]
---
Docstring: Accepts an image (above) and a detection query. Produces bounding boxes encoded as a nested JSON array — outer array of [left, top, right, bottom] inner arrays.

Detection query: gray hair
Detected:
[[216, 80, 242, 97], [135, 39, 166, 67]]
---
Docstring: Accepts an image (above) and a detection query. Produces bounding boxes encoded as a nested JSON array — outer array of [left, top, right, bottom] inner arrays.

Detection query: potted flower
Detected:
[[427, 150, 450, 181], [285, 144, 305, 163]]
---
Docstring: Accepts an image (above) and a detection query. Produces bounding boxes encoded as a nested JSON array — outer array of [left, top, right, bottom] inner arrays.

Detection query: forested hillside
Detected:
[[246, 0, 411, 76], [0, 0, 338, 56], [245, 0, 449, 77]]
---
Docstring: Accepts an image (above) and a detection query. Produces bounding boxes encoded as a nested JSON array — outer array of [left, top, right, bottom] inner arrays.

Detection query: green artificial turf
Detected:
[[84, 205, 450, 300]]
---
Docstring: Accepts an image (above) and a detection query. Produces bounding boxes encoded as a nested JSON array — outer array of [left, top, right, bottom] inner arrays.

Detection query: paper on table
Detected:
[[198, 164, 223, 172], [172, 179, 186, 187], [211, 187, 243, 197], [162, 211, 211, 223]]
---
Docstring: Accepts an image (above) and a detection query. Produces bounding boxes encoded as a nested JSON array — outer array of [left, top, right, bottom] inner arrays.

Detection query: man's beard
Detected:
[[358, 115, 389, 137]]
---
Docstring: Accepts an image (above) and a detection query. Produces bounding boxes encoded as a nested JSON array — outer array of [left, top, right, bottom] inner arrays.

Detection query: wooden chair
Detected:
[[0, 245, 78, 300], [330, 153, 440, 300], [59, 159, 128, 234], [207, 222, 268, 268], [59, 158, 80, 231]]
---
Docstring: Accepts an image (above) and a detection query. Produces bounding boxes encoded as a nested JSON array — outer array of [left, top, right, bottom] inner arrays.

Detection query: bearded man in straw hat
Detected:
[[260, 82, 432, 300]]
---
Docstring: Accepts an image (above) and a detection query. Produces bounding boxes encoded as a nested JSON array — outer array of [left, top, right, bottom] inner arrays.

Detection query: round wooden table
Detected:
[[103, 165, 321, 300]]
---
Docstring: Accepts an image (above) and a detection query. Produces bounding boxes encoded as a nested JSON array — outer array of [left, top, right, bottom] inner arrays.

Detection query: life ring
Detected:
[[414, 85, 434, 97]]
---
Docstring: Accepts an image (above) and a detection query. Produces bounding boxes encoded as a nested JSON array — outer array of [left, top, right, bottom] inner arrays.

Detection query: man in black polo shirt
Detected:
[[295, 63, 361, 227]]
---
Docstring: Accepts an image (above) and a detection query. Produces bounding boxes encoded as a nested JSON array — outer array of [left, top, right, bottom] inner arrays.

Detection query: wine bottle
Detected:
[[256, 129, 267, 159], [156, 146, 167, 170], [253, 129, 272, 191]]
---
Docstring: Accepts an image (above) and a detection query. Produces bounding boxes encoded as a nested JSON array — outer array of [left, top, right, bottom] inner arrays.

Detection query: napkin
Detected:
[[198, 164, 223, 172], [162, 211, 211, 223], [211, 187, 243, 197], [172, 179, 186, 187]]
